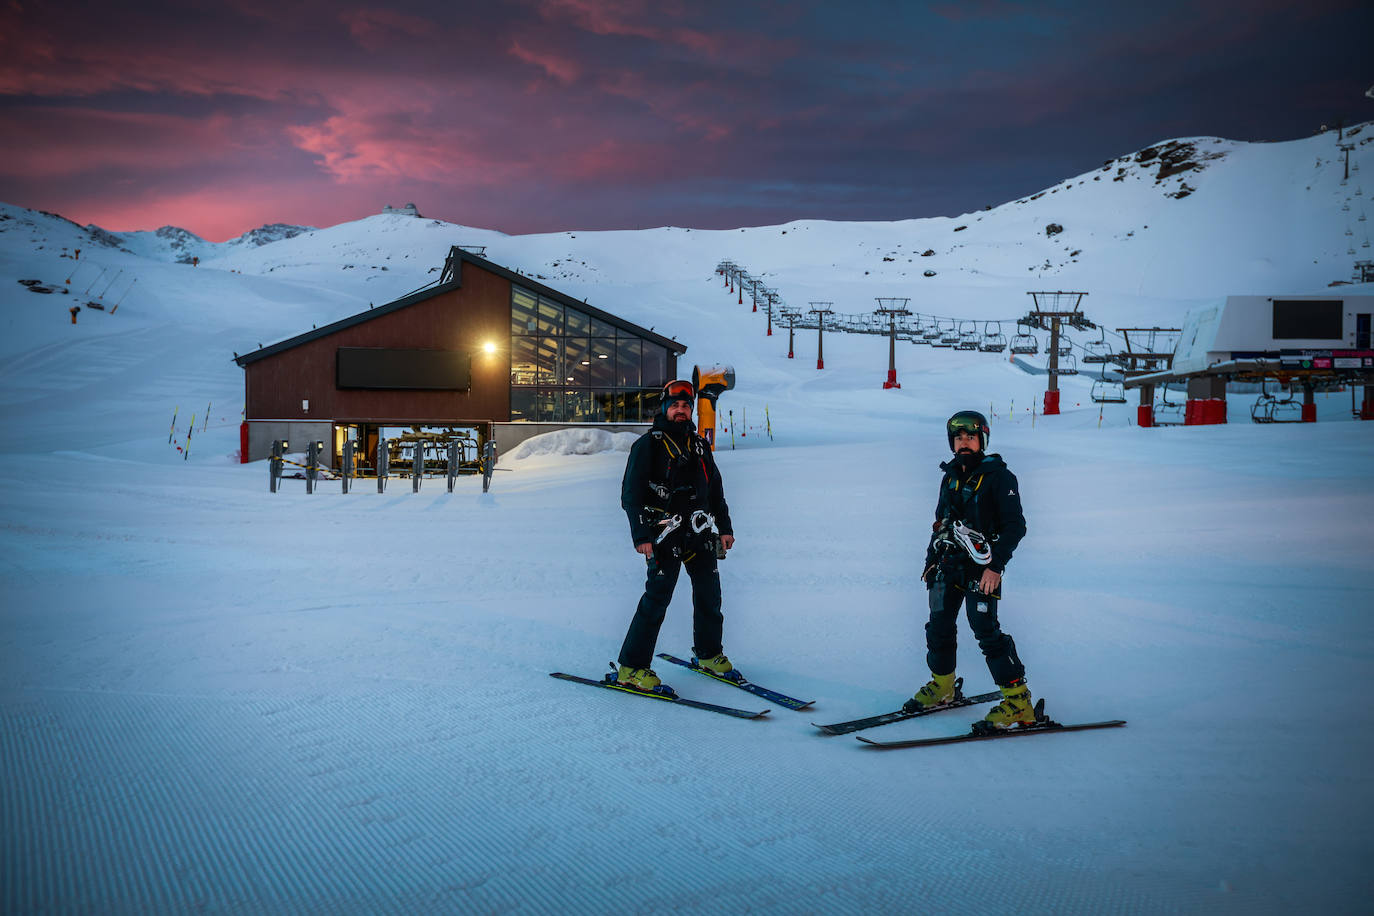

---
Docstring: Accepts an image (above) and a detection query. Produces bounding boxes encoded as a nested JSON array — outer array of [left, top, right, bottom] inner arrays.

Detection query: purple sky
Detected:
[[2, 0, 1369, 241]]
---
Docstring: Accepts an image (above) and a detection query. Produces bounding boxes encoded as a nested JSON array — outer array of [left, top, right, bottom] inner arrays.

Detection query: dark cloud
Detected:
[[0, 0, 1368, 239]]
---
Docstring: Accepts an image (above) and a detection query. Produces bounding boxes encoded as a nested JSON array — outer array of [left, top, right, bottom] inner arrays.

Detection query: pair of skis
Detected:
[[549, 653, 815, 720], [810, 678, 1124, 747], [550, 664, 1126, 747]]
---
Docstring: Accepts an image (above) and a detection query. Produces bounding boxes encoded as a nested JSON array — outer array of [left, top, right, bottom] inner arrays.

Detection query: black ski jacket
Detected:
[[621, 414, 734, 547], [923, 452, 1027, 575]]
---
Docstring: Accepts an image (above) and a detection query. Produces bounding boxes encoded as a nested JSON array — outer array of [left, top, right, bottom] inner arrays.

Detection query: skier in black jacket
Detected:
[[615, 379, 735, 694], [907, 410, 1035, 731]]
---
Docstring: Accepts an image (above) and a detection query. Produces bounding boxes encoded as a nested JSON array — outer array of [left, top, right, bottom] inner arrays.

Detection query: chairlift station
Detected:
[[1126, 294, 1374, 424]]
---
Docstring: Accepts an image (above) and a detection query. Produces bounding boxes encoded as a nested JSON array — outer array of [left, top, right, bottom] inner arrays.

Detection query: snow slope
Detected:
[[2, 126, 1373, 914]]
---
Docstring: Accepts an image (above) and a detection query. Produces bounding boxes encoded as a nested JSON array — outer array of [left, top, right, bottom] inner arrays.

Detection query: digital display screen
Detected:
[[1272, 300, 1343, 340]]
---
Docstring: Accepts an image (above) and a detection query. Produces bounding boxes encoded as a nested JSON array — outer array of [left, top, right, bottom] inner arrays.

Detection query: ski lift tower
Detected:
[[717, 261, 739, 300], [1116, 327, 1180, 427], [809, 303, 835, 370], [875, 298, 912, 389], [781, 309, 801, 359], [1023, 291, 1094, 415], [765, 290, 781, 336]]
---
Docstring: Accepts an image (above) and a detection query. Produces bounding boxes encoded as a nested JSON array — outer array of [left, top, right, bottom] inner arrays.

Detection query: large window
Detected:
[[510, 285, 671, 422]]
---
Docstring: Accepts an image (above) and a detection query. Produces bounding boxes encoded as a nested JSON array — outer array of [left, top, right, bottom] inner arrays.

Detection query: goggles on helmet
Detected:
[[947, 415, 985, 437], [663, 380, 695, 403]]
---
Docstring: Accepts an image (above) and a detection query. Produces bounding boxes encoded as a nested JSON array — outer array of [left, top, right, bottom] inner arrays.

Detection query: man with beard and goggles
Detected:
[[614, 379, 736, 695], [907, 410, 1035, 732]]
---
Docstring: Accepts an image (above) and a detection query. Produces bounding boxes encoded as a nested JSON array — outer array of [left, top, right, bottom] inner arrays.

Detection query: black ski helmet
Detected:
[[661, 379, 695, 416], [946, 410, 990, 451]]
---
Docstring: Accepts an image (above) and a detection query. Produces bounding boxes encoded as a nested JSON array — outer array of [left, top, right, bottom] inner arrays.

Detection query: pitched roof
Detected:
[[234, 246, 686, 367]]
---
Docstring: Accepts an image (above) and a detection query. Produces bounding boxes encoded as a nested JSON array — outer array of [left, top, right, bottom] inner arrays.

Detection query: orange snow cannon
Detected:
[[692, 364, 736, 451]]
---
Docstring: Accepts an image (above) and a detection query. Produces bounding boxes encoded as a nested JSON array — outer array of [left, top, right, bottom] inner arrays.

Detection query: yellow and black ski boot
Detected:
[[903, 672, 958, 712], [976, 680, 1036, 731]]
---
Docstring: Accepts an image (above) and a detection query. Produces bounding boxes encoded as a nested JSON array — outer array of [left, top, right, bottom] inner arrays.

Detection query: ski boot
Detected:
[[693, 651, 743, 683], [903, 672, 958, 712], [974, 680, 1036, 732], [615, 665, 673, 695]]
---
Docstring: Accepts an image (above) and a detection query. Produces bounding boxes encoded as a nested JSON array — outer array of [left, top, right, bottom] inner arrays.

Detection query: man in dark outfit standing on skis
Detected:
[[616, 379, 736, 694], [907, 410, 1035, 731]]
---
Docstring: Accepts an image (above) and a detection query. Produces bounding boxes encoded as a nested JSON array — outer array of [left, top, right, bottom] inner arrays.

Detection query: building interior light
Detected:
[[482, 341, 497, 354]]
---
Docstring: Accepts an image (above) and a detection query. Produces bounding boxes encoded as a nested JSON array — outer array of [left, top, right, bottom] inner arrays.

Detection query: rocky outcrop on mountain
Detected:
[[233, 223, 313, 247]]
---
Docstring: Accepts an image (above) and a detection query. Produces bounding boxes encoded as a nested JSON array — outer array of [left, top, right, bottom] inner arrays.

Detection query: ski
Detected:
[[812, 677, 1000, 735], [856, 700, 1125, 749], [656, 653, 814, 710], [549, 672, 770, 720]]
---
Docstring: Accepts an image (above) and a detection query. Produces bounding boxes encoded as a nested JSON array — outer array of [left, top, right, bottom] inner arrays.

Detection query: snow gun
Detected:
[[692, 364, 735, 451]]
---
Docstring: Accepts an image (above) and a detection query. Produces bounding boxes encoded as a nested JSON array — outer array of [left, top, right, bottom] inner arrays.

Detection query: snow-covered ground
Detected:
[[2, 126, 1373, 914]]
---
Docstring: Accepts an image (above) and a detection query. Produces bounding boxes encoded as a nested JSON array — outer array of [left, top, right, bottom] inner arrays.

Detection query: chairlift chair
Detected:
[[1083, 328, 1113, 364], [1270, 392, 1303, 423], [1010, 321, 1039, 355], [1250, 379, 1302, 423], [1154, 383, 1185, 426], [935, 320, 959, 347], [1089, 365, 1126, 403], [1056, 333, 1073, 358], [1052, 353, 1079, 376], [956, 320, 980, 350], [979, 321, 1007, 353]]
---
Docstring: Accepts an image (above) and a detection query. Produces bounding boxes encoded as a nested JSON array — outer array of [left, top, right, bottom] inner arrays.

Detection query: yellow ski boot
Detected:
[[977, 680, 1036, 730], [903, 672, 958, 712]]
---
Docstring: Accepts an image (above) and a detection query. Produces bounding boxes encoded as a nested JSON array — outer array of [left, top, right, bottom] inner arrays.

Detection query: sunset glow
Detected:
[[1, 0, 1368, 240]]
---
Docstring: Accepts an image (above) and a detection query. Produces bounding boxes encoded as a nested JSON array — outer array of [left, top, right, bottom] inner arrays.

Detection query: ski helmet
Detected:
[[661, 379, 695, 415], [946, 410, 990, 451]]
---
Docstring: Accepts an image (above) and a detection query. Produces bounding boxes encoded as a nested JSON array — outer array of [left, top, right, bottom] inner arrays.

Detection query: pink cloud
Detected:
[[536, 0, 727, 56], [343, 8, 438, 51], [285, 107, 527, 187], [508, 40, 582, 84], [0, 107, 262, 178]]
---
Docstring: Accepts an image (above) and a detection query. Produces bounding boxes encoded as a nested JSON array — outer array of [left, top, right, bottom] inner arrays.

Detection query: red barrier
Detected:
[[1043, 390, 1060, 415], [240, 422, 250, 463], [1137, 405, 1153, 428], [1302, 403, 1316, 422]]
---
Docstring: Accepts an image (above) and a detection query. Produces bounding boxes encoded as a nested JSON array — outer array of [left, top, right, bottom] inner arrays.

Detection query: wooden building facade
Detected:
[[234, 246, 687, 463]]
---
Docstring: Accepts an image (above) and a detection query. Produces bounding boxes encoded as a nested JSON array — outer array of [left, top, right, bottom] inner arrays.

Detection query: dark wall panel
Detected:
[[337, 348, 472, 390]]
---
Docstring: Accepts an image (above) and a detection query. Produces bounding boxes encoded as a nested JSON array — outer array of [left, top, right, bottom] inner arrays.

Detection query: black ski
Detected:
[[812, 677, 1000, 735], [856, 700, 1125, 749], [656, 653, 814, 710], [549, 671, 770, 719]]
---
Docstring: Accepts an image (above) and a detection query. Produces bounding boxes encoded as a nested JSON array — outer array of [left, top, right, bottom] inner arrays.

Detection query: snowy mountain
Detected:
[[2, 125, 1373, 914]]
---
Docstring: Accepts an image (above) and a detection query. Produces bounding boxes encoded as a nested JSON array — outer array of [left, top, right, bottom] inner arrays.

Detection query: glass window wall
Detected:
[[510, 285, 672, 422]]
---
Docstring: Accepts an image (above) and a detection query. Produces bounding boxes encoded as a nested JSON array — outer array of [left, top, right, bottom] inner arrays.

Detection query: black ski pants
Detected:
[[924, 579, 1025, 687], [618, 547, 723, 669]]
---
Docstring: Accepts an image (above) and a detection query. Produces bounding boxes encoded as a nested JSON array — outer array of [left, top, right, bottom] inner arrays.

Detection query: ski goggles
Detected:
[[663, 380, 696, 403], [947, 415, 986, 437]]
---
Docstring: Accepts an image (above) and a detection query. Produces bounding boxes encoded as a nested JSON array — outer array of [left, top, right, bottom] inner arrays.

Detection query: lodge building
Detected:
[[234, 246, 687, 464]]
